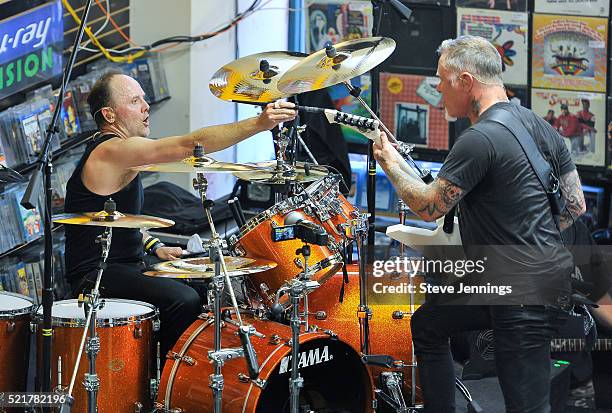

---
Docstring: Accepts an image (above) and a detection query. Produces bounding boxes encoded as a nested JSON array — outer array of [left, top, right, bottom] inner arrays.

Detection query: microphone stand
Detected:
[[20, 0, 94, 399]]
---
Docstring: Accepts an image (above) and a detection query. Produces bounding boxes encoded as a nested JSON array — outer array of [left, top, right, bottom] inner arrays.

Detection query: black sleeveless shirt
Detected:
[[64, 133, 144, 281]]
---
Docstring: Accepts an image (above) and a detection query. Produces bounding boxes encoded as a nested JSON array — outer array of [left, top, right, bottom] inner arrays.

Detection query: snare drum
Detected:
[[157, 313, 374, 412], [0, 292, 34, 392], [36, 299, 158, 413], [230, 195, 343, 306]]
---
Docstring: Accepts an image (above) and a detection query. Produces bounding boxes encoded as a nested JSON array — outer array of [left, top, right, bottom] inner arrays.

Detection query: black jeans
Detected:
[[68, 262, 202, 358], [411, 303, 567, 413]]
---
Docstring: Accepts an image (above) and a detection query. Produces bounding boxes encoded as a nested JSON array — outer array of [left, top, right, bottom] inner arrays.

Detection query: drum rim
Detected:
[[0, 291, 35, 317], [35, 298, 158, 327]]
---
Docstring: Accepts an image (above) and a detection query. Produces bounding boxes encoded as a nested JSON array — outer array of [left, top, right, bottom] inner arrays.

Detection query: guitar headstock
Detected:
[[323, 110, 381, 144]]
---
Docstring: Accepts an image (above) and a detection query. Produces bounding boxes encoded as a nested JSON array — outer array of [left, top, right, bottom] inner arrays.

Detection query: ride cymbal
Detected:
[[277, 37, 396, 95], [131, 156, 264, 173], [233, 161, 329, 184], [144, 256, 277, 279], [53, 211, 174, 229], [209, 51, 307, 103]]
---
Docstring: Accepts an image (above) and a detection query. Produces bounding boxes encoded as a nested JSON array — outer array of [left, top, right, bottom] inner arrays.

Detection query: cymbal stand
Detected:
[[59, 199, 115, 413], [294, 125, 318, 165], [192, 145, 261, 412]]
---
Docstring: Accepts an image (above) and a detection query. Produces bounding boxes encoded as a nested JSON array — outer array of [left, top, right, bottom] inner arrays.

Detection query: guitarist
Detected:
[[374, 35, 586, 412]]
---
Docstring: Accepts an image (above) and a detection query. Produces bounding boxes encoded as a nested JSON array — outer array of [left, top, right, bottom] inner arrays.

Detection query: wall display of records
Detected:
[[455, 0, 526, 11], [305, 0, 373, 53], [534, 0, 609, 18], [532, 14, 608, 92], [531, 88, 606, 167], [457, 8, 529, 86], [379, 73, 449, 151]]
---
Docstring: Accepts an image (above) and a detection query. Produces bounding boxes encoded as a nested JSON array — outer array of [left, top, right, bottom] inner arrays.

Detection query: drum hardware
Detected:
[[134, 401, 143, 412], [377, 372, 409, 413], [151, 342, 161, 403], [58, 198, 116, 413]]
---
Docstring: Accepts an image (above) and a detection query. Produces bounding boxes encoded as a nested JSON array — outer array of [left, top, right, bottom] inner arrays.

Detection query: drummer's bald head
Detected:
[[88, 70, 123, 128]]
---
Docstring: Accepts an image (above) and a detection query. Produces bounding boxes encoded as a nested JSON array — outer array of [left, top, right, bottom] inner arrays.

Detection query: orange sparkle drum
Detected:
[[36, 299, 158, 413], [0, 292, 33, 392], [230, 194, 343, 306], [157, 313, 374, 412], [307, 268, 423, 406]]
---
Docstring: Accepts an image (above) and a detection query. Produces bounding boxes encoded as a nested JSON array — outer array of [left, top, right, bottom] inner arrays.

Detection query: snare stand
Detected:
[[59, 199, 116, 413]]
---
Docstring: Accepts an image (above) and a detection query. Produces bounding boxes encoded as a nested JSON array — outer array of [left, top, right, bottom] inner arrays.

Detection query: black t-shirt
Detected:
[[438, 102, 575, 305]]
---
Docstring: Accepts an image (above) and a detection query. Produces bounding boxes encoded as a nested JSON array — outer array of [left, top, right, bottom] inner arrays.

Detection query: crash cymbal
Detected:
[[131, 156, 264, 173], [53, 211, 174, 229], [144, 256, 277, 279], [277, 37, 396, 95], [233, 161, 328, 184], [209, 51, 308, 103]]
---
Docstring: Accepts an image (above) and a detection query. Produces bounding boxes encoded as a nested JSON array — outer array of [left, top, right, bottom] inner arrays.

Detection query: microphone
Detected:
[[238, 325, 260, 380]]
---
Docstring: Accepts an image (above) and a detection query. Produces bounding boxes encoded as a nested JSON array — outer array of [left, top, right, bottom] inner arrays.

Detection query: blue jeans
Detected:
[[411, 303, 567, 413]]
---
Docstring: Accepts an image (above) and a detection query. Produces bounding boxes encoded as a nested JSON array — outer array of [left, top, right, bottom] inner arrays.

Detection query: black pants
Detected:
[[411, 303, 566, 413], [68, 262, 202, 358]]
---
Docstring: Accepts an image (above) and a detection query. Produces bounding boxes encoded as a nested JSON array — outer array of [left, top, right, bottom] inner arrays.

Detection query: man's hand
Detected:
[[256, 101, 297, 131], [155, 246, 183, 261], [373, 132, 402, 171]]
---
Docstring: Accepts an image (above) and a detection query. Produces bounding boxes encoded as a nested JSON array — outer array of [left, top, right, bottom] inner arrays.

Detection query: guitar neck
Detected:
[[551, 338, 612, 352]]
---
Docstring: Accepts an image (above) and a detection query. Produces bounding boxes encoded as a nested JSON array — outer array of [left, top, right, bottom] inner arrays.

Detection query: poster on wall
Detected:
[[457, 8, 528, 86], [532, 15, 608, 93], [328, 74, 372, 145], [305, 0, 373, 53], [607, 97, 612, 170], [531, 88, 606, 167], [535, 0, 609, 18], [379, 73, 449, 151], [456, 0, 526, 12]]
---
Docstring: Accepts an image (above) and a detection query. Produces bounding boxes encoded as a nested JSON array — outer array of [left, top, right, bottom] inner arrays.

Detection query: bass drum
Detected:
[[157, 314, 374, 412], [0, 292, 34, 392], [307, 268, 423, 407]]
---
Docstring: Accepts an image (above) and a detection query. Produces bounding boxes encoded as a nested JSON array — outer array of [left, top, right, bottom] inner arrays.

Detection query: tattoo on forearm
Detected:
[[559, 169, 586, 230], [385, 165, 464, 221]]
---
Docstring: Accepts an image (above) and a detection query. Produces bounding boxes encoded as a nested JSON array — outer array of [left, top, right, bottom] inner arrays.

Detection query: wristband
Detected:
[[144, 237, 165, 256]]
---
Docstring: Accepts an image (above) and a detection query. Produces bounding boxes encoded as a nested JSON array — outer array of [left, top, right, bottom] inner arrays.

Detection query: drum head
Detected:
[[257, 337, 371, 412], [0, 292, 34, 316], [37, 299, 156, 327]]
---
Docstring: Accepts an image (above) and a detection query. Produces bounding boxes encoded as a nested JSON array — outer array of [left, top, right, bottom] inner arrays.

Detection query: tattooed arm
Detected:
[[373, 132, 465, 221], [558, 169, 586, 230]]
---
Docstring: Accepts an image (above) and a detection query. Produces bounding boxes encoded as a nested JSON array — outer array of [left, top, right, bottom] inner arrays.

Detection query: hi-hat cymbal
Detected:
[[53, 211, 174, 229], [277, 37, 396, 95], [233, 161, 328, 184], [131, 156, 264, 173], [209, 51, 307, 103], [144, 256, 277, 279]]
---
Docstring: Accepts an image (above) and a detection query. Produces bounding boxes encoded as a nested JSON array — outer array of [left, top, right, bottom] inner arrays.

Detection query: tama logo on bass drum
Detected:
[[279, 345, 333, 374]]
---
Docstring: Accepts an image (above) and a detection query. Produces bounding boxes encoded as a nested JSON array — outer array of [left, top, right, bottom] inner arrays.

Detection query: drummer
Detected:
[[63, 71, 296, 357]]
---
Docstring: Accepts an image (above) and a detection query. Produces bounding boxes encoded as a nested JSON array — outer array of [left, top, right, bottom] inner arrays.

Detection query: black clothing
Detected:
[[64, 132, 202, 355], [64, 133, 144, 281], [438, 102, 575, 306], [413, 303, 566, 413]]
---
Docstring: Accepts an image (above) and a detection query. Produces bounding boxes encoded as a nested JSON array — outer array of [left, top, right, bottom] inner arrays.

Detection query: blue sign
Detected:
[[0, 0, 64, 99]]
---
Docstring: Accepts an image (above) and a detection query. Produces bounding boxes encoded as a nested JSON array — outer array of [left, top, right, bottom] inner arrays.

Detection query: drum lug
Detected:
[[166, 351, 196, 366], [153, 403, 183, 413], [134, 401, 143, 412], [150, 378, 159, 399], [7, 321, 15, 333], [153, 309, 161, 332], [269, 334, 282, 345], [237, 372, 250, 383], [30, 321, 38, 334], [252, 377, 267, 389], [133, 323, 143, 339]]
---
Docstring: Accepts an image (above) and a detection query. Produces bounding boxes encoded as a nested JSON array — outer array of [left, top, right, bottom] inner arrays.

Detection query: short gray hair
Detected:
[[437, 35, 503, 85]]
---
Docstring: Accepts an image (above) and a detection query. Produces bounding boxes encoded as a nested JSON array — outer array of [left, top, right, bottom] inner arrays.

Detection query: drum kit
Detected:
[[0, 36, 432, 413]]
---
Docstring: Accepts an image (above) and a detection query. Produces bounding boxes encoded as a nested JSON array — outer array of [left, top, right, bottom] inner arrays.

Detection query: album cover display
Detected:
[[531, 88, 606, 167], [456, 0, 526, 11], [535, 0, 609, 18], [456, 8, 528, 86], [305, 0, 373, 53], [379, 73, 449, 151], [377, 5, 454, 75], [532, 15, 608, 92]]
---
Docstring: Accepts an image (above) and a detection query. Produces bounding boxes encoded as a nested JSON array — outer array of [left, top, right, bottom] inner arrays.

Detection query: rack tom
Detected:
[[0, 292, 34, 392]]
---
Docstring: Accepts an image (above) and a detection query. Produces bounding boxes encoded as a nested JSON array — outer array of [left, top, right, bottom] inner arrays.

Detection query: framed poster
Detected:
[[532, 15, 608, 92], [535, 0, 609, 18], [531, 88, 606, 167], [305, 0, 373, 53], [379, 73, 449, 151], [457, 8, 528, 86], [328, 74, 372, 146], [456, 0, 526, 11]]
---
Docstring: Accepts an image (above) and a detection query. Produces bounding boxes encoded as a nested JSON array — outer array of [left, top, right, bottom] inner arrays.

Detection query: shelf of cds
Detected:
[[0, 54, 171, 302]]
